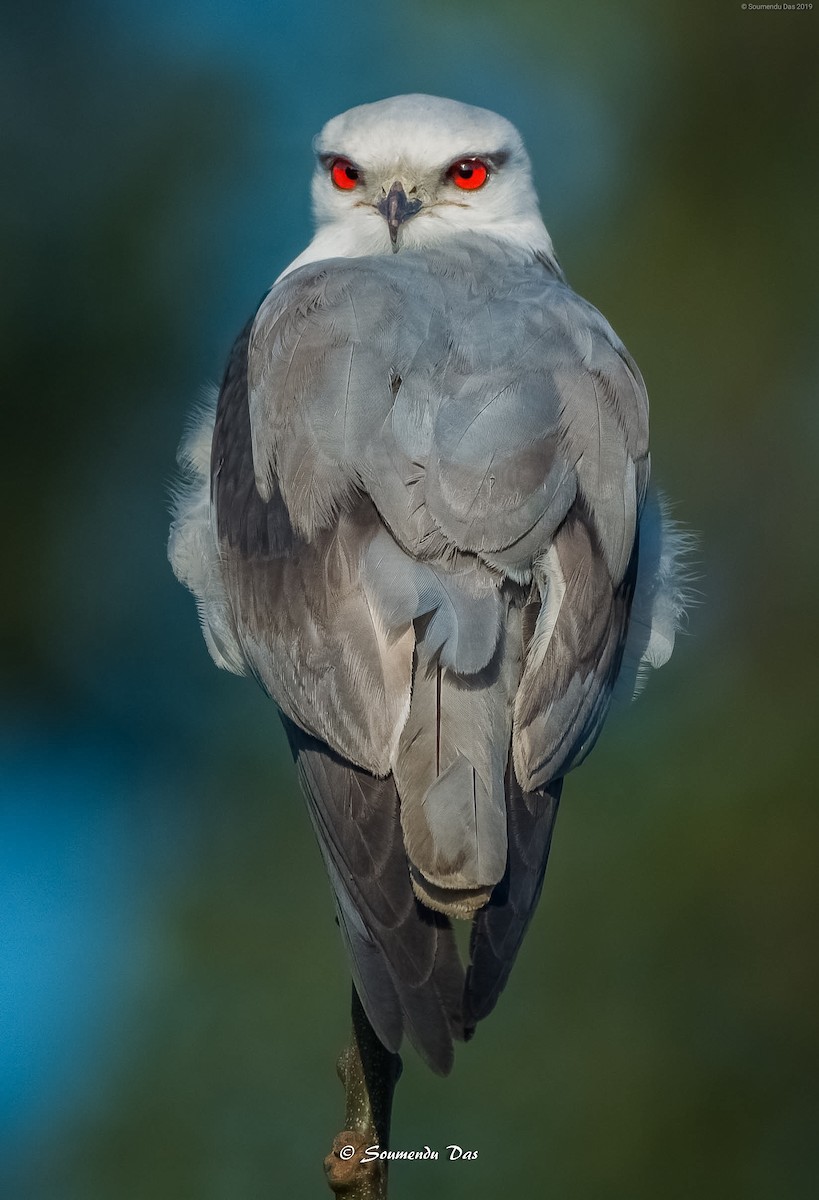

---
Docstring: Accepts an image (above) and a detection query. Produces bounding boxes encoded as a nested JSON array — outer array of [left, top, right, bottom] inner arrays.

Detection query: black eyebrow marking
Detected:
[[487, 148, 511, 170], [317, 151, 364, 173], [440, 147, 512, 182]]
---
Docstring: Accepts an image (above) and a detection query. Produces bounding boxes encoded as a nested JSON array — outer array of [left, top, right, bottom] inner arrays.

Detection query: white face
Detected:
[[309, 94, 551, 258]]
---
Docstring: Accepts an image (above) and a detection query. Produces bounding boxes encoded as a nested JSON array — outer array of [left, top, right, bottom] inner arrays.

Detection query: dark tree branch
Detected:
[[324, 985, 403, 1198]]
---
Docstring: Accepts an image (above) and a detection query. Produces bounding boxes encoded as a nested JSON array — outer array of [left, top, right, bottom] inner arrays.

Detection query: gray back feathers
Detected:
[[169, 232, 686, 1072]]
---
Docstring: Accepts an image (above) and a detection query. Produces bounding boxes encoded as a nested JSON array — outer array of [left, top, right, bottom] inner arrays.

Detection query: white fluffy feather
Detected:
[[168, 394, 246, 675], [616, 489, 695, 701]]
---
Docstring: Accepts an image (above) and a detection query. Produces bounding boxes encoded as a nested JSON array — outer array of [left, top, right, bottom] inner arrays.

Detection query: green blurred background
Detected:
[[2, 2, 818, 1197]]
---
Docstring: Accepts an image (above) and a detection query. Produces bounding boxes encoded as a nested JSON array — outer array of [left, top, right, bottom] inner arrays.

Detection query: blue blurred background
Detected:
[[2, 2, 818, 1196]]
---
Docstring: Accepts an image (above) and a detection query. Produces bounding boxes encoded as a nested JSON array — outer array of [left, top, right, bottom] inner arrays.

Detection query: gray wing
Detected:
[[210, 315, 465, 1073], [212, 310, 415, 778], [206, 244, 649, 1060]]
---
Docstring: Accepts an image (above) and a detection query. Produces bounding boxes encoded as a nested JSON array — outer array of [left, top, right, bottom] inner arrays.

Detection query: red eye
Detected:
[[448, 158, 489, 191], [330, 158, 360, 190]]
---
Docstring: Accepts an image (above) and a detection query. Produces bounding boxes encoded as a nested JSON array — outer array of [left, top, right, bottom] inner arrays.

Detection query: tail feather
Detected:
[[465, 767, 562, 1032], [285, 719, 465, 1074], [394, 611, 519, 907]]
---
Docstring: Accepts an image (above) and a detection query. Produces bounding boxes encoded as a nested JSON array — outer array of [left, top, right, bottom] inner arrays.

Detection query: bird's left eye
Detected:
[[448, 158, 489, 191], [330, 158, 360, 190]]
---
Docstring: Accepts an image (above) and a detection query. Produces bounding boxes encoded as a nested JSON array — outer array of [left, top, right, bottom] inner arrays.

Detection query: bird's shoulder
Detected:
[[237, 240, 648, 571], [261, 238, 579, 322], [254, 240, 645, 410]]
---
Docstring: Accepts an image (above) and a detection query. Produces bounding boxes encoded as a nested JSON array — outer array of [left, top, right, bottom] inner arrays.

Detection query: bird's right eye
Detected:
[[330, 158, 360, 190]]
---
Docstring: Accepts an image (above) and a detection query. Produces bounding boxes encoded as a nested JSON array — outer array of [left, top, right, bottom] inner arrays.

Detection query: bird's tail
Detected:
[[285, 719, 465, 1075], [464, 767, 561, 1033]]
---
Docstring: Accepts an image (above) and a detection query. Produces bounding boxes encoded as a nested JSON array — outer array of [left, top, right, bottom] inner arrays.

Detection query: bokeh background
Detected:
[[2, 2, 818, 1197]]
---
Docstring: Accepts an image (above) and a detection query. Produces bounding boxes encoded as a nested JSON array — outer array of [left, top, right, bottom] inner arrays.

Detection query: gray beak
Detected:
[[376, 182, 423, 251]]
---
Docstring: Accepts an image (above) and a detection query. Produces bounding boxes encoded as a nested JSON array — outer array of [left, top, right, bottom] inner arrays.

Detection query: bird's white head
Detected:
[[281, 95, 556, 277]]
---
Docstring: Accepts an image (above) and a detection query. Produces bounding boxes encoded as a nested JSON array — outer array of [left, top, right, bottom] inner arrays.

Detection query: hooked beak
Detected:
[[376, 181, 423, 252]]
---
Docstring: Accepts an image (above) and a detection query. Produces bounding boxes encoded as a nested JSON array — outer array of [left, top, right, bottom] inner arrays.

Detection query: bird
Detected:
[[168, 94, 689, 1076]]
